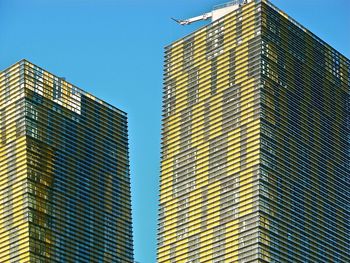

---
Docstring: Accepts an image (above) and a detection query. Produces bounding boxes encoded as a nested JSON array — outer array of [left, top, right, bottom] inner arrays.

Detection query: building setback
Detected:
[[158, 0, 349, 262], [0, 60, 133, 262]]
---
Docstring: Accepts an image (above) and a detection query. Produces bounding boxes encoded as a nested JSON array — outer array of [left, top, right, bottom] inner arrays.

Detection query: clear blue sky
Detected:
[[0, 0, 349, 262]]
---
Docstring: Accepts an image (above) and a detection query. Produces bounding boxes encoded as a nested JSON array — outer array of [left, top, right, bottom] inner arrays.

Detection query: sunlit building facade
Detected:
[[158, 0, 350, 262], [0, 60, 133, 262]]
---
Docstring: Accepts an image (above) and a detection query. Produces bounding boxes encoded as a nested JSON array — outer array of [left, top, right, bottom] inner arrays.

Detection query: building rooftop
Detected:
[[0, 59, 127, 116], [169, 0, 350, 62]]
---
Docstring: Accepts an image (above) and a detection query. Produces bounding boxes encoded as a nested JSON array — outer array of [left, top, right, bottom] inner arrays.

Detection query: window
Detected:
[[53, 77, 62, 99]]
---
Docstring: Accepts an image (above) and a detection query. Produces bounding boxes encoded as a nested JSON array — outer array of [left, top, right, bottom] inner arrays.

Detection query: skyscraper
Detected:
[[158, 0, 349, 262], [0, 60, 133, 262]]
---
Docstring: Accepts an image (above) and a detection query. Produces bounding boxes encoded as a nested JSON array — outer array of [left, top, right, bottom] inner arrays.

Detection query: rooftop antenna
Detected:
[[172, 0, 251, 25]]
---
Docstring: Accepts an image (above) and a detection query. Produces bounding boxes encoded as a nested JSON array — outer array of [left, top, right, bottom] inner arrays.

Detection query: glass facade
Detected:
[[259, 2, 349, 262], [0, 60, 134, 262], [158, 1, 349, 262]]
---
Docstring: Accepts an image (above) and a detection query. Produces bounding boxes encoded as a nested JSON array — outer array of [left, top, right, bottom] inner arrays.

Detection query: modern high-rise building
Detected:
[[158, 0, 349, 262], [0, 60, 133, 262]]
